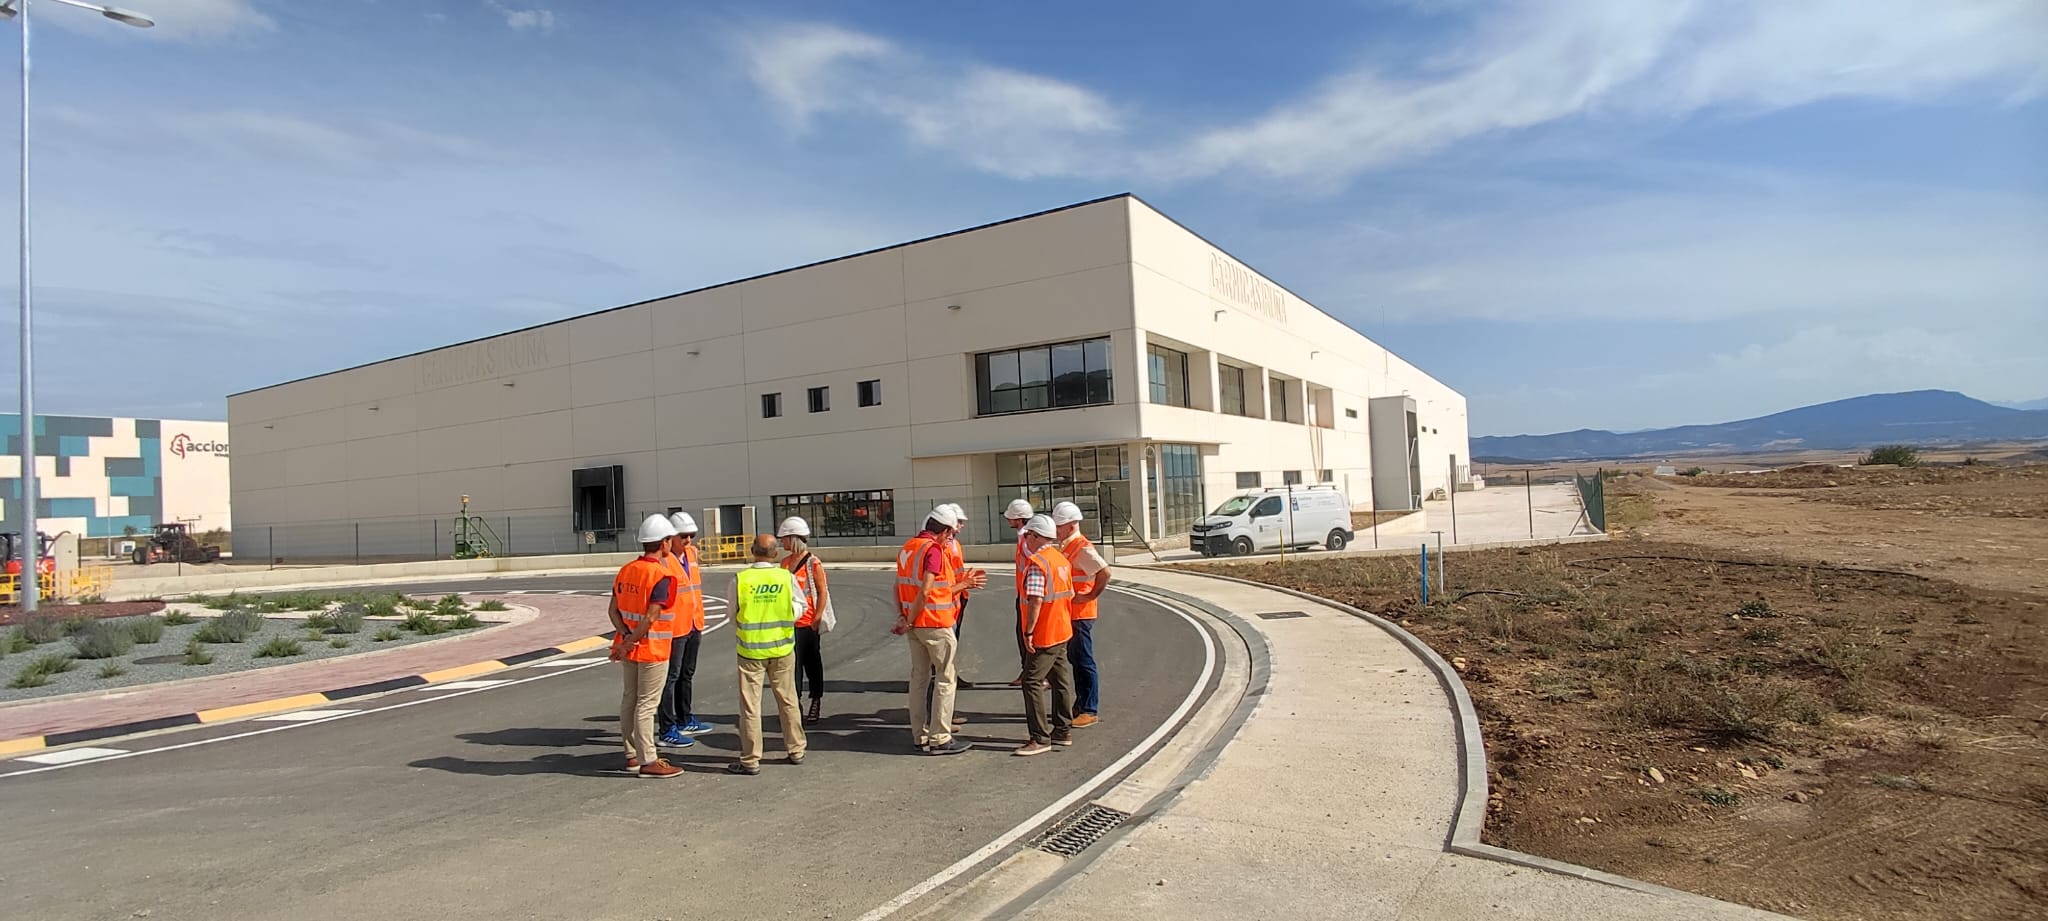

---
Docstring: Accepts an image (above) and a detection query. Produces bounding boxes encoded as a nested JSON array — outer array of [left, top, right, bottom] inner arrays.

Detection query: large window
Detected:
[[977, 337, 1113, 416], [995, 444, 1130, 541], [1147, 344, 1190, 407], [1219, 364, 1249, 416], [1271, 381, 1290, 422], [1150, 444, 1204, 537], [771, 490, 894, 540]]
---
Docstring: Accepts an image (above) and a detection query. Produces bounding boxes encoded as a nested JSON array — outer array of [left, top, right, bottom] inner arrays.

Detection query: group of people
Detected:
[[605, 498, 1110, 778]]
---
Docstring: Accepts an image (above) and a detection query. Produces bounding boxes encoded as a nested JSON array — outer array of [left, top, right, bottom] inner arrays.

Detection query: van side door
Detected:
[[1251, 496, 1284, 549]]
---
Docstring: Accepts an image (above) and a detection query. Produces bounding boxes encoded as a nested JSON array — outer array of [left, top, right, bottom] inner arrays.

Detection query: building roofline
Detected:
[[229, 193, 1141, 398]]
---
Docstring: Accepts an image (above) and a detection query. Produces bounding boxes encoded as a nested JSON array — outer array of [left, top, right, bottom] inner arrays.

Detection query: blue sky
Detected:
[[2, 0, 2043, 435]]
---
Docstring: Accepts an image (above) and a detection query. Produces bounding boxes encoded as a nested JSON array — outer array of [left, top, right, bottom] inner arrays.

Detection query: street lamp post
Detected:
[[0, 0, 152, 612]]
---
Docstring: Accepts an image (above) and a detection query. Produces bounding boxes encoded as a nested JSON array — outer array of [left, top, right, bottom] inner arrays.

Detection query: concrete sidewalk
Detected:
[[0, 593, 614, 744], [1014, 568, 1792, 921]]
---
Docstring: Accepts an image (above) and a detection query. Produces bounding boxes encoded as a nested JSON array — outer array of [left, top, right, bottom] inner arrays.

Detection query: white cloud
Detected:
[[740, 22, 1126, 179], [741, 2, 2048, 184], [485, 2, 554, 33], [41, 0, 273, 41], [46, 105, 498, 172]]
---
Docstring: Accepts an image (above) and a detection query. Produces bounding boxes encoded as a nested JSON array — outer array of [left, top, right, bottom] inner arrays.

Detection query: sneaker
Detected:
[[1051, 734, 1074, 747], [679, 719, 714, 736], [638, 760, 684, 779], [658, 728, 694, 748], [951, 715, 969, 729], [787, 752, 806, 765], [625, 756, 641, 771], [957, 678, 978, 689], [926, 738, 972, 756], [1071, 714, 1100, 729], [1013, 741, 1053, 757], [726, 762, 761, 776]]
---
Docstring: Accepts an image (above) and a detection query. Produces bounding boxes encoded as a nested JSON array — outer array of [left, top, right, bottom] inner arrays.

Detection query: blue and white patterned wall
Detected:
[[0, 415, 230, 539]]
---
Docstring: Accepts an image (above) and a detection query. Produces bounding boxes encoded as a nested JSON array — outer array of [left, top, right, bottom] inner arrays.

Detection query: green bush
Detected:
[[7, 669, 48, 689], [60, 616, 94, 637], [373, 627, 402, 642], [122, 616, 167, 645], [18, 615, 65, 644], [161, 609, 197, 626], [71, 622, 136, 659], [474, 599, 509, 612], [268, 591, 334, 612], [23, 652, 75, 678], [328, 637, 352, 649], [1860, 445, 1921, 467], [437, 594, 467, 611], [401, 611, 447, 635], [1696, 788, 1741, 807], [255, 636, 304, 658], [5, 628, 38, 654], [449, 612, 483, 630], [189, 592, 258, 610], [194, 607, 265, 644], [360, 594, 400, 617], [96, 662, 127, 679], [182, 639, 214, 666], [1679, 467, 1707, 477], [399, 595, 437, 611], [310, 605, 366, 635]]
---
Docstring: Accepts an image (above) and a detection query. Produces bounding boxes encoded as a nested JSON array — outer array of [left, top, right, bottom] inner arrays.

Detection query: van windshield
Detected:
[[1211, 496, 1256, 516]]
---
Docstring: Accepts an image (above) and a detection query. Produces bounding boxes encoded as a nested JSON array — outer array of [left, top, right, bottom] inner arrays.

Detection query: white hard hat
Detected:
[[943, 502, 969, 521], [638, 514, 679, 544], [1004, 499, 1035, 521], [1051, 501, 1084, 525], [927, 505, 962, 529], [668, 512, 699, 535], [776, 517, 811, 538], [1021, 514, 1057, 539]]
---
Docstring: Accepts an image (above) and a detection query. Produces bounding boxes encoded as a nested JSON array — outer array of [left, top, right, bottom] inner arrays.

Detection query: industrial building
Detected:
[[1, 414, 232, 540], [228, 195, 1469, 556]]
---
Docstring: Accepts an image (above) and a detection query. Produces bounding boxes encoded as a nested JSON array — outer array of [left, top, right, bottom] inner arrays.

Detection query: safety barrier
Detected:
[[704, 535, 749, 563], [0, 566, 117, 605]]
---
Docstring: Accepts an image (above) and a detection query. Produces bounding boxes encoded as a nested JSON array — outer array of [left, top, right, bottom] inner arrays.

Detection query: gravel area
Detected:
[[0, 608, 508, 703]]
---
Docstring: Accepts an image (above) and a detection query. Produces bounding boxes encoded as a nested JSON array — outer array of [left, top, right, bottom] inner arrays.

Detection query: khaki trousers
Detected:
[[907, 626, 959, 746], [737, 654, 807, 768], [619, 659, 666, 763]]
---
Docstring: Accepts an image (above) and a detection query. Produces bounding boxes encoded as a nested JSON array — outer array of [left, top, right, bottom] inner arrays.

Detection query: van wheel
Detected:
[[1231, 537, 1254, 557], [1326, 530, 1349, 552]]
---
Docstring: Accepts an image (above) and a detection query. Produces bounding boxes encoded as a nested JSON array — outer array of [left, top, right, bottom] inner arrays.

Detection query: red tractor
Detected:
[[133, 523, 222, 565], [1, 531, 56, 578]]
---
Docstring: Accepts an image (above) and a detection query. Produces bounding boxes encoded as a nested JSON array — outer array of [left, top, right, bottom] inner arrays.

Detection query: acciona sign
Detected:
[[1208, 252, 1288, 323], [169, 433, 228, 459]]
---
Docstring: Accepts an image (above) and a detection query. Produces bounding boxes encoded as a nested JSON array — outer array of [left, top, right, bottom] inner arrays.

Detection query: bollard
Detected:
[[1420, 543, 1429, 605]]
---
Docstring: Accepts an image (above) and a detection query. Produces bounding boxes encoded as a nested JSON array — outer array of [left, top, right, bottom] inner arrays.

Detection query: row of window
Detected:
[[1150, 342, 1339, 422], [975, 336, 1114, 416], [762, 380, 883, 418], [770, 490, 894, 538], [1234, 470, 1336, 489]]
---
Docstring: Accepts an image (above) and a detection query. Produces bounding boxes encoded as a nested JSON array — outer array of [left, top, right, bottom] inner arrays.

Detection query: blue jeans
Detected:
[[1072, 618, 1099, 715]]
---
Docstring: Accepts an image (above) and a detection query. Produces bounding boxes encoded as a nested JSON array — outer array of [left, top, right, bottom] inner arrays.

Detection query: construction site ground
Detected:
[[1202, 462, 2048, 921]]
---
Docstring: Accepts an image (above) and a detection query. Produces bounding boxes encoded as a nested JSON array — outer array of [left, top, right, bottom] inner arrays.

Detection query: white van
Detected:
[[1191, 486, 1355, 557]]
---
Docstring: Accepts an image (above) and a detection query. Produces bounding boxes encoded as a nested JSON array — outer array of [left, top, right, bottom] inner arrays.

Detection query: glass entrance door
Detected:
[[993, 445, 1131, 541]]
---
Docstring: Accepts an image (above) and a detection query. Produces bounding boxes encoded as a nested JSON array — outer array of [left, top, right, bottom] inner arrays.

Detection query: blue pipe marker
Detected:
[[1420, 543, 1429, 605]]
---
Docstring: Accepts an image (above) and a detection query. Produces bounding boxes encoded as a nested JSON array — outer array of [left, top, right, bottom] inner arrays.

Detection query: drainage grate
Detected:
[[1029, 804, 1131, 858], [1255, 610, 1310, 620]]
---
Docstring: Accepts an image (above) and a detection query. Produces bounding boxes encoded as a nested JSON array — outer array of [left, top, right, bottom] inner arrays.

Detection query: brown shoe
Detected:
[[625, 756, 641, 771], [1071, 714, 1099, 729], [1051, 734, 1074, 747], [1006, 676, 1025, 688], [1013, 741, 1053, 757], [638, 759, 683, 779], [787, 752, 805, 765]]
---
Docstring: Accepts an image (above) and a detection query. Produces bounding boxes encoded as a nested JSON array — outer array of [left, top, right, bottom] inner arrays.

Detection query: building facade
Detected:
[[1, 414, 232, 539], [228, 195, 1468, 554]]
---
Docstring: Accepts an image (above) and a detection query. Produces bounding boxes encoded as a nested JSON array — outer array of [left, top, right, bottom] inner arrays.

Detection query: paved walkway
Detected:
[[1018, 568, 1792, 921], [0, 594, 613, 741], [1422, 480, 1593, 544]]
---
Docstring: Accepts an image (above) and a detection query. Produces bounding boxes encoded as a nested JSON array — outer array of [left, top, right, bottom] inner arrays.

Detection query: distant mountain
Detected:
[[1995, 397, 2048, 411], [1474, 390, 2048, 462]]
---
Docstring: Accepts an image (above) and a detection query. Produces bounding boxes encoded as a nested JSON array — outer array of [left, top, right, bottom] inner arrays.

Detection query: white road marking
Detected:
[[0, 618, 734, 779], [253, 709, 362, 722], [529, 657, 606, 668], [19, 747, 130, 765], [856, 591, 1218, 921], [425, 680, 510, 691]]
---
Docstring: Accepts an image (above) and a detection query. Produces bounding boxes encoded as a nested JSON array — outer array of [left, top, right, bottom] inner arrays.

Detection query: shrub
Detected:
[[78, 594, 107, 605], [399, 595, 437, 611], [3, 629, 34, 654], [190, 592, 258, 610], [1696, 788, 1741, 807], [123, 616, 167, 645], [401, 611, 447, 635], [328, 605, 366, 634], [25, 653, 74, 677], [269, 591, 333, 612], [97, 662, 127, 679], [71, 622, 136, 659], [328, 637, 351, 649], [182, 639, 214, 666], [1679, 467, 1707, 477], [360, 594, 400, 617], [255, 636, 304, 658], [60, 616, 94, 637], [7, 669, 47, 689], [438, 594, 467, 610], [374, 627, 402, 642], [449, 612, 483, 630], [1860, 445, 1920, 467], [1734, 599, 1777, 618], [18, 615, 65, 644], [474, 599, 509, 612], [162, 609, 197, 626], [194, 607, 265, 644]]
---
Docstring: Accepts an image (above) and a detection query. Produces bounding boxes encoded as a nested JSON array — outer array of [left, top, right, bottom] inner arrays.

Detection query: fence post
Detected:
[[505, 517, 513, 556], [355, 523, 360, 564], [434, 520, 440, 560], [1526, 470, 1534, 539], [1420, 543, 1429, 605], [1447, 455, 1458, 545]]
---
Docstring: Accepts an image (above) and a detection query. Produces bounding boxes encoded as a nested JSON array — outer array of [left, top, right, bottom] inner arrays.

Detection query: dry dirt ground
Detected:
[[1201, 464, 2048, 921]]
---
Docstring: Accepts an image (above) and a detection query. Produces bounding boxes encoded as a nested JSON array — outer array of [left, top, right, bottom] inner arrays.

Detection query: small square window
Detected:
[[1282, 470, 1302, 486], [858, 379, 882, 407], [1319, 469, 1334, 483], [761, 393, 782, 418], [1344, 408, 1358, 419], [1235, 472, 1261, 489], [808, 386, 830, 413]]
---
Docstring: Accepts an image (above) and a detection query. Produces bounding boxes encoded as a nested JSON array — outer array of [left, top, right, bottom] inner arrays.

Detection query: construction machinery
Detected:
[[132, 523, 222, 565], [1, 531, 55, 577]]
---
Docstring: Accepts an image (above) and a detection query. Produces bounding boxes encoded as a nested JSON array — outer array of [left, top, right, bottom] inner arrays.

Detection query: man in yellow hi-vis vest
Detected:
[[728, 533, 809, 775]]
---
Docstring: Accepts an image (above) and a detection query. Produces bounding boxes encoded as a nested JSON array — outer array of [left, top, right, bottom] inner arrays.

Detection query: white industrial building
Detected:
[[228, 195, 1469, 556]]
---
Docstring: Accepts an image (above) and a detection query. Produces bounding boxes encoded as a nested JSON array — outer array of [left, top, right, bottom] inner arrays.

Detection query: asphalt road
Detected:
[[0, 571, 1216, 921]]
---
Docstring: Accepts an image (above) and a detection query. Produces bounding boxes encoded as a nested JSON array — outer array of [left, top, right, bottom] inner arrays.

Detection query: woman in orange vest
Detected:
[[778, 516, 831, 725], [609, 515, 685, 779], [1014, 514, 1078, 757]]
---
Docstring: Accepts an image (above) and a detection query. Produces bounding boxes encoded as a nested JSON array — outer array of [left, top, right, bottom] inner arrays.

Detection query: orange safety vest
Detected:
[[611, 555, 678, 663], [944, 537, 969, 600], [1018, 545, 1076, 648], [895, 533, 959, 629], [1060, 532, 1100, 621], [665, 544, 706, 633], [785, 552, 825, 628]]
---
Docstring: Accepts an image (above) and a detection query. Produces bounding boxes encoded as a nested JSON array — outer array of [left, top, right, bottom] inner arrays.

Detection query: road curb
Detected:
[[0, 632, 616, 757]]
